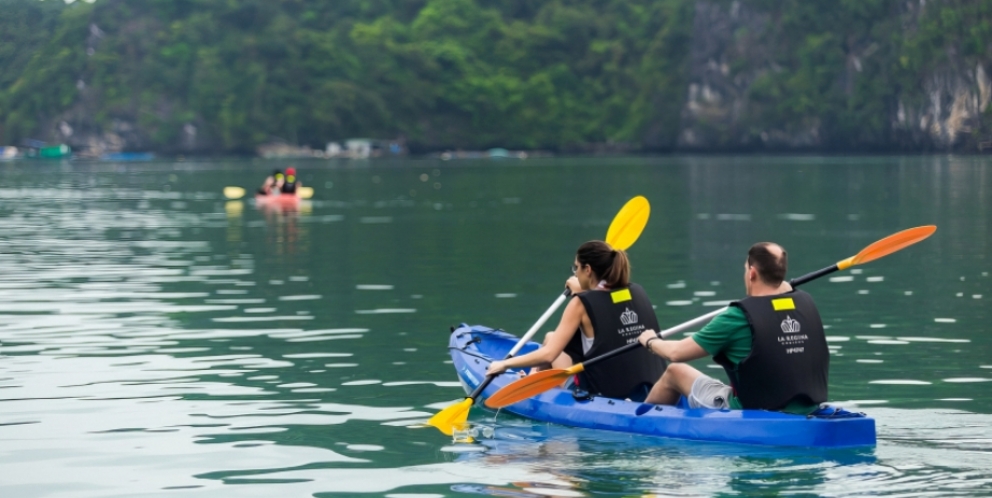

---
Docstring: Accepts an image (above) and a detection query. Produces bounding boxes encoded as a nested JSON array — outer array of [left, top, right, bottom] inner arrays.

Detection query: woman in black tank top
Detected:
[[485, 241, 631, 376]]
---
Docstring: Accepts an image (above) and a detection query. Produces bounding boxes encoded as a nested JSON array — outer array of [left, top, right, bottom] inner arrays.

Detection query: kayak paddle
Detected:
[[224, 186, 246, 200], [484, 225, 937, 409], [427, 195, 651, 435], [225, 186, 313, 200]]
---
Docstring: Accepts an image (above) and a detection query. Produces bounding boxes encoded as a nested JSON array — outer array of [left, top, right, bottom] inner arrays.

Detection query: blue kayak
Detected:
[[448, 324, 876, 448]]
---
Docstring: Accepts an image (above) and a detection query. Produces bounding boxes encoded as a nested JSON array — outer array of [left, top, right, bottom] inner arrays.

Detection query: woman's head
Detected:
[[574, 240, 630, 289]]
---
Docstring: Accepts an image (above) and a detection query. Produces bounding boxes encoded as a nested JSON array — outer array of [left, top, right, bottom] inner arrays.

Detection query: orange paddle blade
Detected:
[[484, 366, 582, 408], [838, 225, 937, 270], [605, 196, 650, 251]]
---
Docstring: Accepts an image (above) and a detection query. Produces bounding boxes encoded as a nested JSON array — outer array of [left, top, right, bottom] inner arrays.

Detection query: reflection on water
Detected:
[[0, 157, 990, 496]]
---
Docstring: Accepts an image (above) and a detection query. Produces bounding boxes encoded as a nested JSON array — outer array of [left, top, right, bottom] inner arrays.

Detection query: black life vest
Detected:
[[564, 283, 667, 399], [714, 289, 829, 410], [281, 174, 297, 194]]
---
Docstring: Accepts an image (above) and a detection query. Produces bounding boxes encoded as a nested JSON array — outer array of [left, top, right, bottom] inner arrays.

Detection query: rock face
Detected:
[[4, 1, 989, 154], [896, 64, 991, 148], [677, 0, 991, 152], [678, 1, 776, 150]]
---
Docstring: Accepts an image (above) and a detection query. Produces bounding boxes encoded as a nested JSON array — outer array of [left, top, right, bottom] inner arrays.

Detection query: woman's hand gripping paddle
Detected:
[[484, 225, 937, 409], [427, 196, 651, 435]]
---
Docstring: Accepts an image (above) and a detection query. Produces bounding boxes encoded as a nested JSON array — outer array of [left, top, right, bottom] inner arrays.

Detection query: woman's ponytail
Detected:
[[576, 241, 631, 289]]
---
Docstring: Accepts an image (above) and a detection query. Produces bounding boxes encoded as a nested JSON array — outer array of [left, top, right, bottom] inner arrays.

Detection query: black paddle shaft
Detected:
[[789, 264, 839, 287]]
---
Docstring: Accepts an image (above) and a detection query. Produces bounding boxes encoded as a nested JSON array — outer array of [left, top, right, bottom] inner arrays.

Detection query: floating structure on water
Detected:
[[258, 138, 406, 159], [438, 148, 550, 160], [21, 140, 71, 159]]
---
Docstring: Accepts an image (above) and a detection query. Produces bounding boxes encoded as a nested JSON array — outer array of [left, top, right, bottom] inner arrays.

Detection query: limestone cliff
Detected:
[[676, 0, 992, 151]]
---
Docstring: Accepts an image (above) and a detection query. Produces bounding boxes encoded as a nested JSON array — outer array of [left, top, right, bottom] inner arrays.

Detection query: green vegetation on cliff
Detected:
[[0, 0, 989, 153]]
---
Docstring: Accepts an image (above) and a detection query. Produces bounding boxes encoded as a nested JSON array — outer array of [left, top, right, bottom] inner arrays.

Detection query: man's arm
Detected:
[[637, 331, 709, 363]]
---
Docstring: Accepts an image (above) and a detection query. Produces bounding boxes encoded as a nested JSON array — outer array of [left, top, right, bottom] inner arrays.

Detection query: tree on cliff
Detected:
[[0, 0, 988, 153]]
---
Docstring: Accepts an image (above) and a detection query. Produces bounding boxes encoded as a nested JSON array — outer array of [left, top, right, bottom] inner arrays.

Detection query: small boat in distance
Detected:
[[101, 152, 155, 161], [23, 141, 71, 159]]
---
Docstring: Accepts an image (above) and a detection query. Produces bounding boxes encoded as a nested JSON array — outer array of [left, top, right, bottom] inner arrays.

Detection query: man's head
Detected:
[[744, 242, 787, 295]]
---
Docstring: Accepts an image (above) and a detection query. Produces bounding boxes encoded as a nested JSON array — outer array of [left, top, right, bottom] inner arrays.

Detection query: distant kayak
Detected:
[[448, 324, 876, 448], [254, 193, 301, 209]]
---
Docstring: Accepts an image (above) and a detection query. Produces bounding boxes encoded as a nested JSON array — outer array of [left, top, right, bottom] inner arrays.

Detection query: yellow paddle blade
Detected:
[[838, 225, 937, 270], [298, 186, 314, 199], [605, 196, 650, 251], [427, 398, 473, 436], [224, 201, 243, 218], [484, 369, 573, 408], [223, 186, 245, 200]]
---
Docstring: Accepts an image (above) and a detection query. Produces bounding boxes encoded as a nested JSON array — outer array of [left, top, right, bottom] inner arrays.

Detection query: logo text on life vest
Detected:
[[772, 297, 796, 311], [620, 307, 639, 326], [780, 315, 801, 333], [610, 288, 632, 303]]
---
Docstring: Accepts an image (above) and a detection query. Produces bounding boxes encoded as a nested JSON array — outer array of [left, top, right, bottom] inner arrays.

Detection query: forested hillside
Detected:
[[1, 0, 989, 154]]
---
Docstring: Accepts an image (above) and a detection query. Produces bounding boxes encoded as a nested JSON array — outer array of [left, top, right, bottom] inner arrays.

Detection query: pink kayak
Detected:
[[254, 193, 301, 209]]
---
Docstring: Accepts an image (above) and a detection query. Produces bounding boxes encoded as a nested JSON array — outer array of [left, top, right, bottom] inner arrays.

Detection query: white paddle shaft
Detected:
[[658, 306, 727, 339], [507, 291, 569, 358]]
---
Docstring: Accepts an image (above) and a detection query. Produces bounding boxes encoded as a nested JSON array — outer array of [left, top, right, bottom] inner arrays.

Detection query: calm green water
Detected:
[[0, 156, 990, 497]]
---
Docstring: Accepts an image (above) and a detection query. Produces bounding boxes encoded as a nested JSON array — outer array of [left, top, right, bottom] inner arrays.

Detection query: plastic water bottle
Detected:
[[451, 425, 495, 443]]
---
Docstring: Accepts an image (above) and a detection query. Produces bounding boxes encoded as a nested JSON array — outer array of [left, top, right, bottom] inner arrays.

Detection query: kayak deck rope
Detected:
[[449, 346, 493, 363]]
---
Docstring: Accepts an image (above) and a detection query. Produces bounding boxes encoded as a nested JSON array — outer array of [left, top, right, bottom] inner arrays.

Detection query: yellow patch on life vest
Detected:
[[772, 297, 796, 311], [611, 289, 632, 303]]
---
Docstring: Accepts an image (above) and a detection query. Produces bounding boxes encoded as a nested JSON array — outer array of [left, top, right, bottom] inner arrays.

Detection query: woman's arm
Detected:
[[486, 297, 584, 374]]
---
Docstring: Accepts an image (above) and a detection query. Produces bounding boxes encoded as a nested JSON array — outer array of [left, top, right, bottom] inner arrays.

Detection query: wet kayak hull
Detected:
[[447, 324, 876, 448]]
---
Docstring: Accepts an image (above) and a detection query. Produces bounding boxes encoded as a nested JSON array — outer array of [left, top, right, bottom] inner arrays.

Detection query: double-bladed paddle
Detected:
[[224, 186, 314, 200], [484, 225, 937, 409], [427, 196, 651, 435]]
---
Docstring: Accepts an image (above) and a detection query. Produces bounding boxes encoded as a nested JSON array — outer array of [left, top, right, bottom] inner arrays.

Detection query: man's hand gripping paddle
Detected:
[[483, 225, 937, 409], [427, 196, 651, 435]]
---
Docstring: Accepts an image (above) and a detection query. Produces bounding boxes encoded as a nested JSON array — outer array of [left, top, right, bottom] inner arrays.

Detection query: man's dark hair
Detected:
[[747, 243, 787, 285]]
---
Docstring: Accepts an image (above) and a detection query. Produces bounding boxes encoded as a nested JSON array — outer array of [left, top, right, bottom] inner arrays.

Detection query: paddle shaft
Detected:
[[789, 264, 838, 287], [465, 289, 570, 399], [574, 307, 726, 369], [573, 261, 841, 371]]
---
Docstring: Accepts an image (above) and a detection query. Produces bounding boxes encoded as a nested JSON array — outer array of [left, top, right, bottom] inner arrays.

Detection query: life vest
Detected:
[[564, 283, 667, 399], [280, 174, 297, 194], [714, 289, 829, 410]]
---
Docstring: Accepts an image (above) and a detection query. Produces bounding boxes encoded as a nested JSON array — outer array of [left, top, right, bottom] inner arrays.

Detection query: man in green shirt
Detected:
[[636, 242, 827, 415]]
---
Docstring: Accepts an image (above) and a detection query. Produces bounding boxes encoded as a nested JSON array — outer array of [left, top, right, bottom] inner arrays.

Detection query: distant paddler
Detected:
[[280, 167, 302, 194], [257, 169, 284, 196]]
